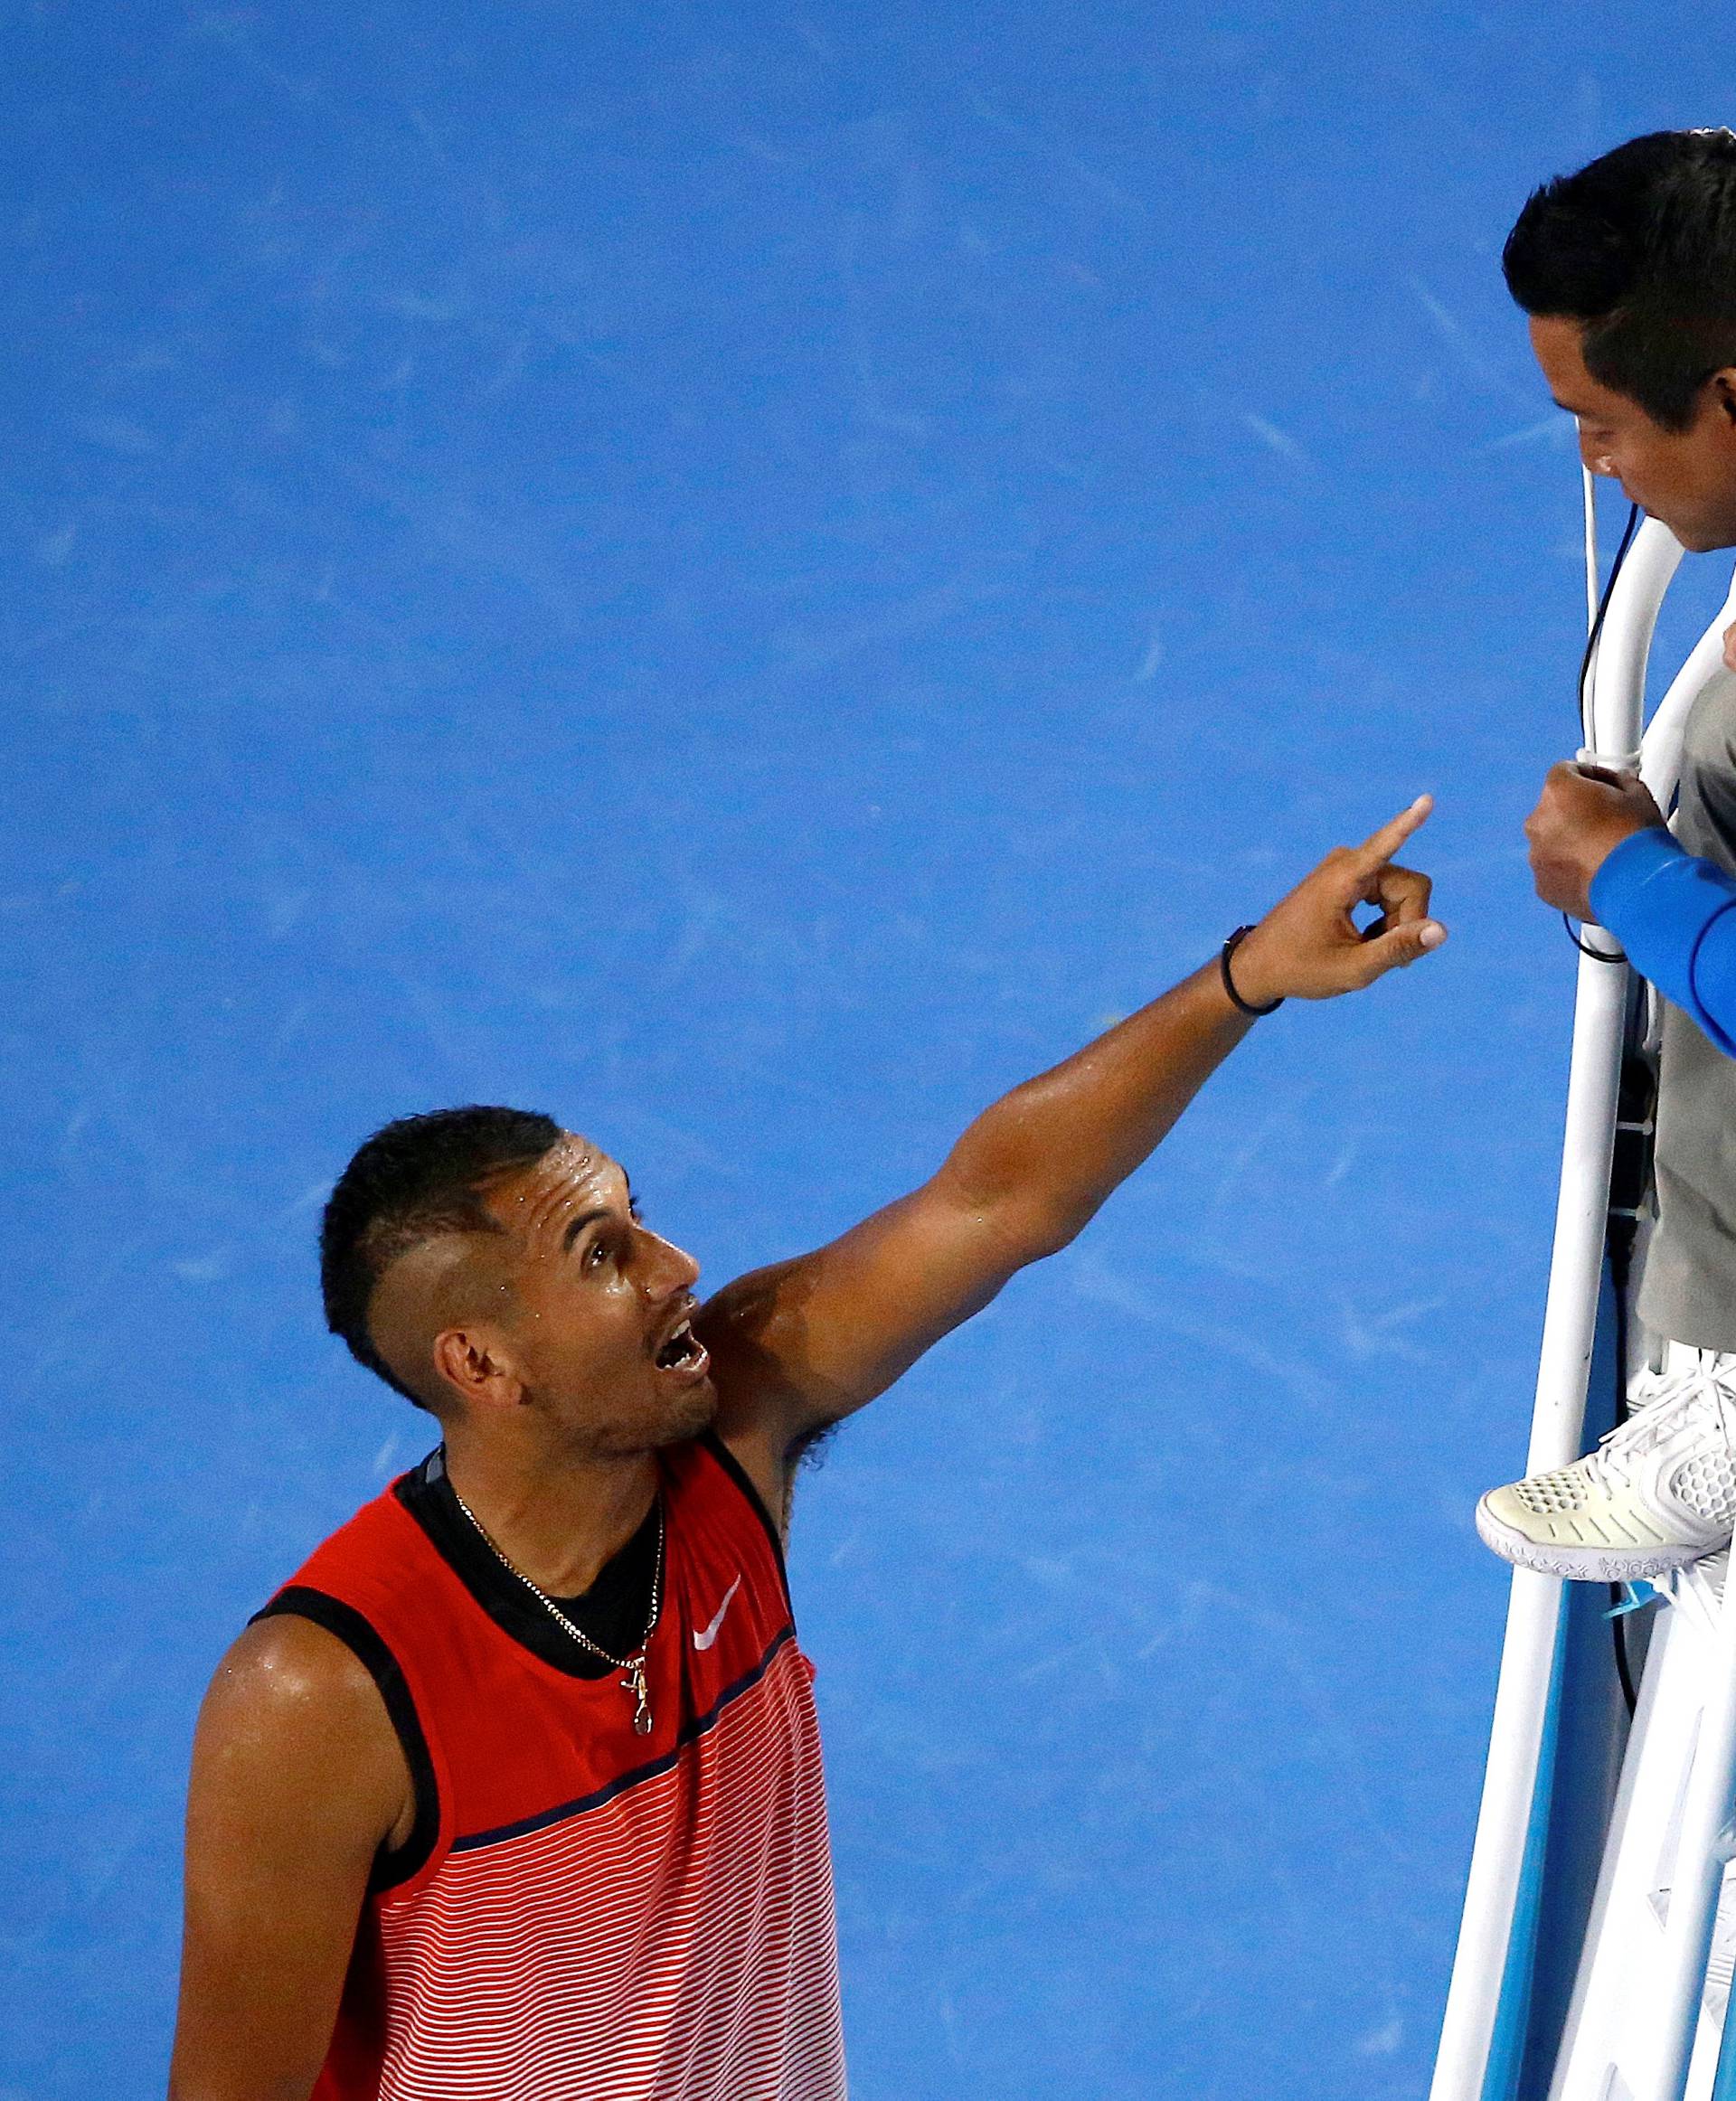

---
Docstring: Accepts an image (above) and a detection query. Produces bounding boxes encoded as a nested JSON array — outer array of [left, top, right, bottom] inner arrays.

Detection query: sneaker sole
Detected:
[[1474, 1495, 1716, 1583]]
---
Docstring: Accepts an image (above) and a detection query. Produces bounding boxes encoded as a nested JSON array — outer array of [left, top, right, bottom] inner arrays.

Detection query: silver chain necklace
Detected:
[[448, 1477, 665, 1737]]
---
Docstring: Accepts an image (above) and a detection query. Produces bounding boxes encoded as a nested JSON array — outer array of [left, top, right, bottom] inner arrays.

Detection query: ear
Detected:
[[1710, 370, 1736, 429], [430, 1325, 525, 1414]]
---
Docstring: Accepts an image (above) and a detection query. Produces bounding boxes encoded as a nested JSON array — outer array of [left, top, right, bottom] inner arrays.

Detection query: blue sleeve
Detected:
[[1590, 827, 1736, 1057]]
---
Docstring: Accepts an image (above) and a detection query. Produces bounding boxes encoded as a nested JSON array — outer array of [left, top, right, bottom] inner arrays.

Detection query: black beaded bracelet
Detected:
[[1221, 925, 1284, 1018]]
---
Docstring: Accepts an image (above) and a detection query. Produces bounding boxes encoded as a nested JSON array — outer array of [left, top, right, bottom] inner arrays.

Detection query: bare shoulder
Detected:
[[694, 1179, 1006, 1501], [693, 1261, 813, 1519], [697, 1260, 810, 1414], [174, 1615, 415, 2096], [192, 1612, 410, 1851], [203, 1612, 385, 1733]]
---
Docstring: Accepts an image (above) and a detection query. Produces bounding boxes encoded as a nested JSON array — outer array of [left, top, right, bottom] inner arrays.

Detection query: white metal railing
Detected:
[[1429, 508, 1682, 2101], [1431, 499, 1736, 2101]]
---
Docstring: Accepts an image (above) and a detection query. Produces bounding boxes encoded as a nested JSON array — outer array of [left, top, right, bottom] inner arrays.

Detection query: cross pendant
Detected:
[[623, 1656, 653, 1736]]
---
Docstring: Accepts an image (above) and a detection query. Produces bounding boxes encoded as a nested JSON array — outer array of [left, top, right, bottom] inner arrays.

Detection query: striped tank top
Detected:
[[259, 1434, 846, 2100]]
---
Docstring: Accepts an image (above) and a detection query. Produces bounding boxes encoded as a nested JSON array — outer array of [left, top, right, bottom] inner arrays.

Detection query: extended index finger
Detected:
[[1350, 794, 1435, 877]]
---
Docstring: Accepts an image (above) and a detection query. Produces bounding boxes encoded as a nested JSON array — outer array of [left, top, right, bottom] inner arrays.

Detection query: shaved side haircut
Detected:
[[320, 1106, 562, 1405]]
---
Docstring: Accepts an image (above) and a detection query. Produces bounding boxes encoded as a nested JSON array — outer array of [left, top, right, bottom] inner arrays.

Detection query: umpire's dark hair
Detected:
[[321, 1106, 562, 1406], [1504, 129, 1736, 430]]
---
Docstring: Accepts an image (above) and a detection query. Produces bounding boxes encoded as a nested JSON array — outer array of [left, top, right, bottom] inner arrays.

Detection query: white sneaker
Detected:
[[1476, 1351, 1736, 1581]]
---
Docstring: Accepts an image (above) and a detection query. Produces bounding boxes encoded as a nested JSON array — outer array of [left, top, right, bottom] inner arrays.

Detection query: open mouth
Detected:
[[655, 1318, 705, 1373]]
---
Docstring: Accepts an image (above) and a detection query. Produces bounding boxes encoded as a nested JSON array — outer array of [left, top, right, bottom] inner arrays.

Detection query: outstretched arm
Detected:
[[703, 797, 1444, 1512]]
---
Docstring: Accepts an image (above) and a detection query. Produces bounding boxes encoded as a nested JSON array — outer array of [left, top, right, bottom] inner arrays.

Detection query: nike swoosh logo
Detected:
[[693, 1575, 742, 1651]]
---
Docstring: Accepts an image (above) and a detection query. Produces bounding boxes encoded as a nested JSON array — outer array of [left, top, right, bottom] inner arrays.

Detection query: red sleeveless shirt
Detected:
[[261, 1435, 846, 2101]]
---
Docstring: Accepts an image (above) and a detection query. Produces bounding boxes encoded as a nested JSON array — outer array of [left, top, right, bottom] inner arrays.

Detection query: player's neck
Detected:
[[439, 1427, 659, 1597]]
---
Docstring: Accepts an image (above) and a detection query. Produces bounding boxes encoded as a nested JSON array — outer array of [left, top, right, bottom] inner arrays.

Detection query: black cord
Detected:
[[1608, 1281, 1639, 1718], [1609, 1597, 1638, 1716], [1564, 501, 1642, 966], [1563, 915, 1626, 962], [1578, 500, 1643, 746], [1579, 495, 1645, 1718]]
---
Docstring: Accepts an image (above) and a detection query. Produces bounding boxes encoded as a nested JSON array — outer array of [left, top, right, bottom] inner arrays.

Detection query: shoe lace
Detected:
[[1589, 1357, 1736, 1485]]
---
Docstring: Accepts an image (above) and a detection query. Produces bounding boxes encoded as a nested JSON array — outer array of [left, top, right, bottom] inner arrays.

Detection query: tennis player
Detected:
[[170, 800, 1441, 2101]]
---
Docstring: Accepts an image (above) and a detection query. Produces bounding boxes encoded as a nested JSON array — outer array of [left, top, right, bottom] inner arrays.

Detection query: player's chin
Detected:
[[669, 1377, 720, 1442], [626, 1375, 719, 1453]]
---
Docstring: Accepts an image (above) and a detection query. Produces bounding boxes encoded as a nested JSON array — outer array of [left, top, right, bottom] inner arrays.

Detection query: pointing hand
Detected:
[[1228, 796, 1447, 1007]]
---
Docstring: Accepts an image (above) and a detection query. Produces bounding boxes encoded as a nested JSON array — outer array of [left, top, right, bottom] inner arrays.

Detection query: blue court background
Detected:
[[8, 5, 1736, 2096]]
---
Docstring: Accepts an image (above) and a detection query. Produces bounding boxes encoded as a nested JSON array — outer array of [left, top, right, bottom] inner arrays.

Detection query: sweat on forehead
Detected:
[[478, 1136, 631, 1230]]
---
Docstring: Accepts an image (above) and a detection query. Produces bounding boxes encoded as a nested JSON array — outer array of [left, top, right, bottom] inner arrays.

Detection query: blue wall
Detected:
[[7, 5, 1735, 2096]]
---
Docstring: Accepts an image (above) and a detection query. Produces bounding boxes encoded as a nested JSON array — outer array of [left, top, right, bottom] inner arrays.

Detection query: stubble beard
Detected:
[[551, 1376, 721, 1462]]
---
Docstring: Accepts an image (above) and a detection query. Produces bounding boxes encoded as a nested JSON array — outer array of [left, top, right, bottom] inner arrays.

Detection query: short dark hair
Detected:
[[1504, 129, 1736, 429], [320, 1106, 562, 1405]]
